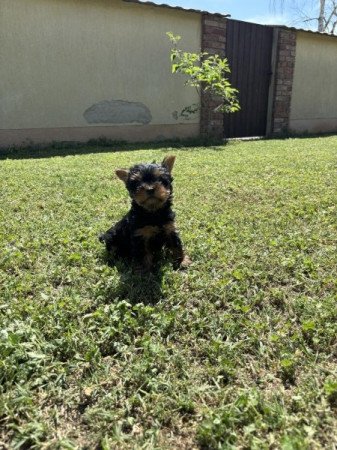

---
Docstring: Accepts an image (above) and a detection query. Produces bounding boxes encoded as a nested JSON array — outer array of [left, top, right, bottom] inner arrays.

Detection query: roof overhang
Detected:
[[122, 0, 230, 18]]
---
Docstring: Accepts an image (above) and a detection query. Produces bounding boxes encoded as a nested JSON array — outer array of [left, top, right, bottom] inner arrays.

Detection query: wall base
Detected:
[[0, 124, 199, 148], [289, 118, 337, 134]]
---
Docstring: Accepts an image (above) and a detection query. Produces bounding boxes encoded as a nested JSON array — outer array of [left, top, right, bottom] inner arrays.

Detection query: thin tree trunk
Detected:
[[318, 0, 326, 31]]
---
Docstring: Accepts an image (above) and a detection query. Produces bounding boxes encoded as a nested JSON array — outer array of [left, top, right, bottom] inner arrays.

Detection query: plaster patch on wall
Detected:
[[84, 100, 152, 125]]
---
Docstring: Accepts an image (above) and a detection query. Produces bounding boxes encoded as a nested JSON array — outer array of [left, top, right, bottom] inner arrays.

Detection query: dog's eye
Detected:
[[159, 177, 170, 187]]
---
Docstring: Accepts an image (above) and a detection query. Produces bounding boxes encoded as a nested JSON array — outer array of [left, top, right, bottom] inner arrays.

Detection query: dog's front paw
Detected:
[[173, 255, 192, 270], [180, 255, 192, 269], [99, 233, 116, 253], [98, 233, 106, 243]]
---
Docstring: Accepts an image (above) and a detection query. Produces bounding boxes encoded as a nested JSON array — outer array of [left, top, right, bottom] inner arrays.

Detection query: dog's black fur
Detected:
[[99, 156, 190, 273]]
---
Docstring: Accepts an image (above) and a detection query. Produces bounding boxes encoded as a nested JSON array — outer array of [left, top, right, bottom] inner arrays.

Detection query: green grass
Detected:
[[1, 136, 336, 449]]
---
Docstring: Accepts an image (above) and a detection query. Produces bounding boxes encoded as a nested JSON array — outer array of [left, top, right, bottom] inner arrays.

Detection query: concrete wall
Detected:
[[289, 32, 337, 134], [0, 0, 201, 147]]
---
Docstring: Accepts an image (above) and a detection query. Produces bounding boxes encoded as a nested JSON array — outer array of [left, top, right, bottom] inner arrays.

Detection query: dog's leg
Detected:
[[99, 216, 131, 257], [99, 227, 117, 252], [164, 224, 191, 270], [131, 236, 154, 274]]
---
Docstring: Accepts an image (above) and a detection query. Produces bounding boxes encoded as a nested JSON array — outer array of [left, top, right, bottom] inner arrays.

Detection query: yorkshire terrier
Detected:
[[99, 155, 191, 273]]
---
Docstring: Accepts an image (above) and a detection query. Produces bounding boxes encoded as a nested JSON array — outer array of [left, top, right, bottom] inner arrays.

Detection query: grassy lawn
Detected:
[[0, 136, 336, 449]]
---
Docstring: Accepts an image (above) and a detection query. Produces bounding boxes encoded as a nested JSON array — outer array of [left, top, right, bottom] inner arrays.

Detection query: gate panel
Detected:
[[223, 20, 273, 138]]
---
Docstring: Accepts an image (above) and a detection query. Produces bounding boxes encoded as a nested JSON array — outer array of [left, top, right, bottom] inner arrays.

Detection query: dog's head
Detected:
[[116, 156, 175, 212]]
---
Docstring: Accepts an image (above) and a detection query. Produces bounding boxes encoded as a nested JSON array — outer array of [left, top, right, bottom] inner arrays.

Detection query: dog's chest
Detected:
[[130, 207, 175, 242], [134, 222, 173, 242], [134, 225, 161, 240]]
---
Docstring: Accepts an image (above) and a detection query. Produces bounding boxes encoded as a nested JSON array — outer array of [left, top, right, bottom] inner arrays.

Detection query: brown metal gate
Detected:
[[223, 20, 274, 138]]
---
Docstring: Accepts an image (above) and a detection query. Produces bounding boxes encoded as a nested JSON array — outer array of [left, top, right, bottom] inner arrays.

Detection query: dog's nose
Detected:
[[146, 186, 155, 195]]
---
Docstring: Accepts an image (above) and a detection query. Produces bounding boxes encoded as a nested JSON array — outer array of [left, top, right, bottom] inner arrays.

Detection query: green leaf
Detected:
[[301, 320, 316, 331]]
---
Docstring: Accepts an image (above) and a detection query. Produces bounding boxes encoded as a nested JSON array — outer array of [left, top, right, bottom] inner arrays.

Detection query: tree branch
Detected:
[[324, 5, 337, 30]]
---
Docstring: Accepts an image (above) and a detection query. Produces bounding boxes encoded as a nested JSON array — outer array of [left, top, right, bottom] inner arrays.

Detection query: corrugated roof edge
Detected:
[[122, 0, 230, 17], [271, 24, 337, 39], [120, 3, 336, 38]]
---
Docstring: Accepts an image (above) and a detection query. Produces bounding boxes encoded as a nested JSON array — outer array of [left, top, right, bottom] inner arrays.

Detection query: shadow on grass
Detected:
[[101, 250, 166, 305], [0, 137, 225, 160], [1, 132, 335, 161]]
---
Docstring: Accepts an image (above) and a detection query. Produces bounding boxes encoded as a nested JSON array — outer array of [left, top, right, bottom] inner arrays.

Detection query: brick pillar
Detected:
[[271, 29, 297, 135], [200, 14, 227, 140]]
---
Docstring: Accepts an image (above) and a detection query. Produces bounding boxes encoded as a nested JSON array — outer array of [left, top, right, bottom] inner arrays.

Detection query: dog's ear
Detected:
[[115, 169, 129, 183], [161, 155, 176, 174]]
